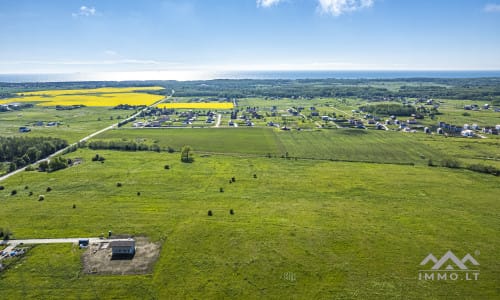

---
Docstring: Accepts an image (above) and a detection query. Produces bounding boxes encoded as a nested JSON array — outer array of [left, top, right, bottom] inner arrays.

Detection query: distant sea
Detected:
[[1, 70, 500, 83]]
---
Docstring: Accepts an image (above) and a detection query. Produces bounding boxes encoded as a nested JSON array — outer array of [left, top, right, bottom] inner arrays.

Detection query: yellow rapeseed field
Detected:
[[160, 102, 234, 109], [4, 87, 165, 107], [19, 86, 164, 96]]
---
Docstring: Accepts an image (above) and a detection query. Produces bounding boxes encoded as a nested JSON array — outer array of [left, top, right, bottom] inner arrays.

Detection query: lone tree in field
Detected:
[[181, 145, 193, 163]]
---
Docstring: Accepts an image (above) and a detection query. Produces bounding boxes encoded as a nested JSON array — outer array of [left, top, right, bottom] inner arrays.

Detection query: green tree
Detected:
[[181, 145, 193, 163]]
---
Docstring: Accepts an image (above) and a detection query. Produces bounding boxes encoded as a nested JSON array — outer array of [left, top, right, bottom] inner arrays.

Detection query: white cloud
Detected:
[[104, 50, 118, 56], [484, 3, 500, 12], [318, 0, 374, 16], [72, 6, 97, 17], [257, 0, 283, 8]]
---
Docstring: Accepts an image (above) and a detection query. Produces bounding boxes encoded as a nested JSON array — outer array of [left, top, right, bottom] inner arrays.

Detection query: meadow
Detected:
[[91, 127, 500, 167], [0, 86, 499, 299], [0, 149, 498, 299]]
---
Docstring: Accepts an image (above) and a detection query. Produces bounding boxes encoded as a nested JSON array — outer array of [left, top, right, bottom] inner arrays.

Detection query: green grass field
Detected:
[[91, 127, 500, 168], [1, 92, 499, 299], [0, 149, 498, 298], [0, 106, 132, 143]]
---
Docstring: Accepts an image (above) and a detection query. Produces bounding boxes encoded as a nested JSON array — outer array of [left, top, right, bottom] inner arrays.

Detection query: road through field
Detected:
[[0, 238, 101, 261], [0, 91, 173, 182]]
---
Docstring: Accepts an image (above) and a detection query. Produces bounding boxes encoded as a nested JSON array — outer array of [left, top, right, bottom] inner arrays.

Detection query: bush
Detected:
[[208, 210, 213, 216], [441, 158, 461, 169], [137, 192, 141, 196], [116, 182, 122, 187], [29, 191, 33, 196], [38, 161, 49, 172], [11, 190, 17, 196], [231, 177, 236, 182], [38, 195, 45, 201], [220, 187, 224, 193], [467, 164, 499, 176], [230, 209, 234, 215], [164, 165, 170, 170], [46, 187, 52, 192], [25, 165, 36, 171], [73, 204, 76, 209], [92, 154, 105, 162]]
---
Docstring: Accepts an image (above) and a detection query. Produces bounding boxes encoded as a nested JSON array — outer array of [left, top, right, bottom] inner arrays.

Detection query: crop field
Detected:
[[0, 106, 133, 143], [160, 102, 234, 110], [1, 87, 165, 107], [0, 149, 498, 299], [19, 86, 165, 96], [94, 128, 284, 155], [1, 86, 499, 299], [91, 127, 500, 167]]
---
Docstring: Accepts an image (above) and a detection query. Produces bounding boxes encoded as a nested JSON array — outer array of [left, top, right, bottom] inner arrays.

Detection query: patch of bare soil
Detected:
[[82, 236, 161, 275]]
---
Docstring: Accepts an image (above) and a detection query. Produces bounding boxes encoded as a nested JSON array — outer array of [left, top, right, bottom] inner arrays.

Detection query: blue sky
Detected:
[[1, 0, 500, 75]]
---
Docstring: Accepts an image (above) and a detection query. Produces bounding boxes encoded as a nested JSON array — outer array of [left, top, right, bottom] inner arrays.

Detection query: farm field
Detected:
[[90, 127, 500, 167], [0, 149, 498, 299], [0, 84, 499, 299], [2, 87, 165, 107], [0, 106, 133, 143]]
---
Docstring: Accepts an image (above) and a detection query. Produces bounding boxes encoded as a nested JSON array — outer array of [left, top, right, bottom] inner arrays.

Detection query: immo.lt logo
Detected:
[[419, 250, 480, 281]]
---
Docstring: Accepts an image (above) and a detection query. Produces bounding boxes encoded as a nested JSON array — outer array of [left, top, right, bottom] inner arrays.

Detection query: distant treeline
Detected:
[[2, 77, 500, 101], [359, 103, 417, 116], [0, 136, 68, 171]]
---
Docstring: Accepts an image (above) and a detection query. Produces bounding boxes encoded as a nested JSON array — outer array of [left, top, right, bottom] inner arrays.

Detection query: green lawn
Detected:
[[0, 149, 498, 299]]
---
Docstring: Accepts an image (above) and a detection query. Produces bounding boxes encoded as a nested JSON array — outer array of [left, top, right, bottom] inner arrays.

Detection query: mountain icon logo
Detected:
[[420, 251, 479, 270]]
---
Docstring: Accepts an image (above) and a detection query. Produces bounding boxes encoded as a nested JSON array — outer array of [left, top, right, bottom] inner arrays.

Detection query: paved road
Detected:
[[0, 92, 173, 183], [215, 114, 222, 128]]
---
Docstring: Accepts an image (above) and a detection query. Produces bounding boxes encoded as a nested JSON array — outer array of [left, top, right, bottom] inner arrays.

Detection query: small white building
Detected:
[[461, 130, 475, 137]]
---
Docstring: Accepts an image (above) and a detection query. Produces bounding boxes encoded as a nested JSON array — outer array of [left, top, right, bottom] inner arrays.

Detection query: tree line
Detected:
[[0, 136, 68, 171], [358, 103, 417, 116]]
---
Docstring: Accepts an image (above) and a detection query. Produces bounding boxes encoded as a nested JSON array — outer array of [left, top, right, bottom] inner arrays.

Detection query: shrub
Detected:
[[220, 187, 224, 193], [29, 191, 33, 196], [137, 192, 141, 196], [73, 204, 76, 209], [231, 177, 236, 182], [92, 154, 105, 162], [441, 158, 461, 169], [164, 165, 170, 170], [46, 187, 52, 192], [11, 190, 17, 196], [253, 174, 257, 178], [25, 165, 36, 171], [467, 164, 499, 176], [208, 210, 213, 216], [38, 161, 49, 172], [24, 185, 29, 189], [116, 182, 122, 187], [38, 195, 45, 201], [230, 209, 234, 215]]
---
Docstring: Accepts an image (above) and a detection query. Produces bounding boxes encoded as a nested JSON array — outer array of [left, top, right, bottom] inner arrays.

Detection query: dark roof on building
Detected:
[[110, 240, 135, 248]]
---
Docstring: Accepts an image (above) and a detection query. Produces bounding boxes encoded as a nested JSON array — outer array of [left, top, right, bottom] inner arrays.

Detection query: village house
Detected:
[[110, 239, 136, 256]]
